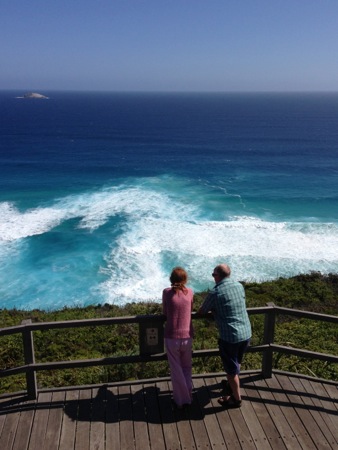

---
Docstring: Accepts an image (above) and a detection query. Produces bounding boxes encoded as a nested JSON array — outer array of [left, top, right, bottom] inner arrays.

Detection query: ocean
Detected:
[[1, 91, 338, 310]]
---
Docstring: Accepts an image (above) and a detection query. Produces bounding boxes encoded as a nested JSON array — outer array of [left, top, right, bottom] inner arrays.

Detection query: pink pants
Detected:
[[165, 338, 193, 407]]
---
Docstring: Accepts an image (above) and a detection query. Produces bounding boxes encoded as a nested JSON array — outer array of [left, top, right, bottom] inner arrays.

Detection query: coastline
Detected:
[[1, 272, 337, 323]]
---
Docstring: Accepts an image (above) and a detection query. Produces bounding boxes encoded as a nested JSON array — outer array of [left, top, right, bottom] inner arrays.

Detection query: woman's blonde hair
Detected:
[[170, 266, 188, 293]]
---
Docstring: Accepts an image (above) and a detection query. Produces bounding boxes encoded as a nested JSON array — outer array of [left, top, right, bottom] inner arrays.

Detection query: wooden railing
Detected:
[[0, 304, 337, 399]]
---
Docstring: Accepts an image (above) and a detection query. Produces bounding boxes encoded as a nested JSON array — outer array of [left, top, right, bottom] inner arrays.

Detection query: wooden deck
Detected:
[[0, 371, 337, 450]]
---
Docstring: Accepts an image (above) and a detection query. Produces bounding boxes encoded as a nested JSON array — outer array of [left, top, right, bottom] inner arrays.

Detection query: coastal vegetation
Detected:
[[0, 272, 337, 394]]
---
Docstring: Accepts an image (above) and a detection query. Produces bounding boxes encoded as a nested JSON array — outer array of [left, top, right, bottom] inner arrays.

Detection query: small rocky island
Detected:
[[22, 92, 49, 99]]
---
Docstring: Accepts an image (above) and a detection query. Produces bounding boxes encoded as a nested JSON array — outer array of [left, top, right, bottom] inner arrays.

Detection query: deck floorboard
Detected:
[[0, 372, 337, 450]]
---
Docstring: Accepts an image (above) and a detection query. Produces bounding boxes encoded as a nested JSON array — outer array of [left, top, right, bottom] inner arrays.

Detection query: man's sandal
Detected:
[[217, 395, 242, 408]]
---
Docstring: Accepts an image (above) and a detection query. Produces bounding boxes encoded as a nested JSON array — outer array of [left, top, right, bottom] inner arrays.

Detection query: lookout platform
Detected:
[[0, 371, 337, 450]]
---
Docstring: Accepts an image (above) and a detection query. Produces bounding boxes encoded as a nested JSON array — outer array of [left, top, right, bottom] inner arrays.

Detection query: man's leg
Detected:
[[227, 373, 241, 401], [218, 339, 243, 407]]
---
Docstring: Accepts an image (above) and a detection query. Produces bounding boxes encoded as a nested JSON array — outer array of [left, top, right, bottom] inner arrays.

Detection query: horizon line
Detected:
[[2, 89, 338, 95]]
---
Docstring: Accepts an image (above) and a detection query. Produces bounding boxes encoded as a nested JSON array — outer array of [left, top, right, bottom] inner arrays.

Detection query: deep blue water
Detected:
[[1, 91, 338, 310]]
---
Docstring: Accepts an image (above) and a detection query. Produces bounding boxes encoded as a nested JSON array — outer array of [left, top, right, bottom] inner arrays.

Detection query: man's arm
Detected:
[[196, 292, 214, 315]]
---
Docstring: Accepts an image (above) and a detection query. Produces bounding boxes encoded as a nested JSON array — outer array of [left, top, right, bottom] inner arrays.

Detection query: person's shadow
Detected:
[[64, 382, 218, 424], [0, 374, 272, 423]]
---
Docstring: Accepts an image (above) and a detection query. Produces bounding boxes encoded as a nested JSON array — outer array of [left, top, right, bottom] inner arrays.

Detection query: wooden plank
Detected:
[[43, 390, 65, 450], [0, 395, 34, 450], [74, 388, 92, 450], [172, 384, 196, 450], [59, 389, 79, 450], [12, 398, 36, 450], [277, 374, 332, 450], [322, 382, 338, 409], [28, 391, 52, 450], [289, 376, 334, 449], [156, 381, 181, 450], [142, 382, 165, 450], [118, 384, 135, 449], [0, 395, 11, 437], [90, 387, 105, 450], [130, 383, 150, 450], [203, 376, 242, 449], [266, 374, 317, 450], [244, 377, 287, 449], [196, 377, 226, 448], [0, 402, 21, 450], [105, 386, 120, 450], [184, 377, 211, 449], [213, 376, 257, 450], [213, 409, 243, 449], [239, 380, 274, 449], [317, 379, 338, 406], [172, 408, 196, 450], [300, 378, 338, 448], [308, 379, 338, 439], [254, 377, 302, 450]]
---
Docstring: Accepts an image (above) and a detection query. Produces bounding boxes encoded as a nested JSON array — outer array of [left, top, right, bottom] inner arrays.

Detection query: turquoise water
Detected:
[[1, 92, 338, 310]]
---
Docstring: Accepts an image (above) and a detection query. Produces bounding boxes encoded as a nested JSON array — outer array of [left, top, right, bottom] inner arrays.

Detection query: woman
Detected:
[[162, 267, 194, 409]]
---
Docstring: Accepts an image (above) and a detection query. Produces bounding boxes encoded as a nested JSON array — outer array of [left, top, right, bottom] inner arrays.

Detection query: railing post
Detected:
[[261, 302, 276, 378], [21, 319, 37, 399]]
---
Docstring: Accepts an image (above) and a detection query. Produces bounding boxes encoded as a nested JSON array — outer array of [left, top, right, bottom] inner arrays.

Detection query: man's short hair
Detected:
[[215, 264, 231, 278]]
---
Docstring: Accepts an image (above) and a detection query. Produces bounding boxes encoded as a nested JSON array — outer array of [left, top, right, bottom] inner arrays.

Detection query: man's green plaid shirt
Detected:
[[200, 277, 252, 343]]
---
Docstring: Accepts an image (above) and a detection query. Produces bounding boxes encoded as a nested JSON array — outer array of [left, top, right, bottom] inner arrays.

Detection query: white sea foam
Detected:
[[100, 214, 338, 304], [0, 202, 65, 241], [1, 183, 338, 309], [0, 186, 196, 242]]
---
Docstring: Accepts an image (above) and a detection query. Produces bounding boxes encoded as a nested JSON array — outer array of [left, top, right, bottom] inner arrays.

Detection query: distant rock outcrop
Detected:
[[23, 92, 49, 99]]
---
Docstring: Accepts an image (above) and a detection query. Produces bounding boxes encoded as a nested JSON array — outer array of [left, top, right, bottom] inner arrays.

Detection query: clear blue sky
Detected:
[[1, 0, 338, 92]]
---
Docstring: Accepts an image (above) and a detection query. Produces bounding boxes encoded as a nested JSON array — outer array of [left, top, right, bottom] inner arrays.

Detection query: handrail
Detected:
[[0, 304, 337, 399], [2, 304, 337, 336], [0, 314, 167, 336]]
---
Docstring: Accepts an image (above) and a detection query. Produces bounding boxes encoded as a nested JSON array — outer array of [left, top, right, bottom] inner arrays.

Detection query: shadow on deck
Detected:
[[0, 371, 337, 450]]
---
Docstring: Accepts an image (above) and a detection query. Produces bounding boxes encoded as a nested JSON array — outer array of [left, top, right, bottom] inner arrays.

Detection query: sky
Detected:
[[1, 0, 338, 92]]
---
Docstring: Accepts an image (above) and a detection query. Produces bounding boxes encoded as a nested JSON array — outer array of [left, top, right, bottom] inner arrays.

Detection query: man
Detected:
[[198, 264, 251, 408]]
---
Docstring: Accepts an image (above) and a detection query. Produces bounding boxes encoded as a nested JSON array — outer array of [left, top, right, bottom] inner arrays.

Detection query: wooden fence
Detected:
[[0, 303, 337, 399]]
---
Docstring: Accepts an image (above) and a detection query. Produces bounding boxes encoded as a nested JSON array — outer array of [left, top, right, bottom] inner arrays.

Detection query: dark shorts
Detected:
[[218, 338, 250, 376]]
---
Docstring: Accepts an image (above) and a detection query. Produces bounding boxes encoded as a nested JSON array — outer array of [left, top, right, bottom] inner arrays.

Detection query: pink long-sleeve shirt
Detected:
[[162, 287, 194, 339]]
